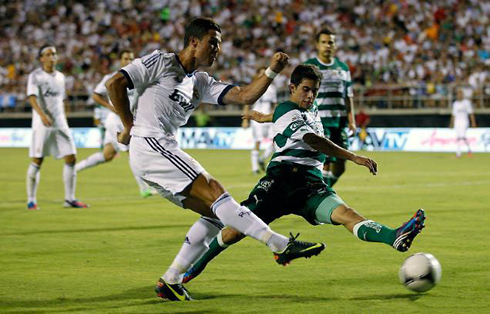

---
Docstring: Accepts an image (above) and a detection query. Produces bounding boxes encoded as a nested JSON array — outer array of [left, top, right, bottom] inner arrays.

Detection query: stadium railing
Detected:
[[1, 84, 489, 118]]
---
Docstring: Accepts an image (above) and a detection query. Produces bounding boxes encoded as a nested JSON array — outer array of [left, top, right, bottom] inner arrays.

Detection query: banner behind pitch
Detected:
[[1, 127, 489, 152]]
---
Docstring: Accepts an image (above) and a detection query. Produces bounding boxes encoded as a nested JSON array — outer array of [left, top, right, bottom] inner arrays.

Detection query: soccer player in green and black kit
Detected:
[[304, 27, 357, 187], [180, 64, 425, 285]]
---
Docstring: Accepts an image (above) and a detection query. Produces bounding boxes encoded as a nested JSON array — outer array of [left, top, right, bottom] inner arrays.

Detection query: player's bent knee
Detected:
[[64, 155, 76, 165], [187, 174, 227, 206], [221, 227, 245, 245]]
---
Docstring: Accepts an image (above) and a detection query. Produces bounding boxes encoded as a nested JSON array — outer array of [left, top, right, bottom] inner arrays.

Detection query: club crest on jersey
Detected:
[[169, 89, 193, 112]]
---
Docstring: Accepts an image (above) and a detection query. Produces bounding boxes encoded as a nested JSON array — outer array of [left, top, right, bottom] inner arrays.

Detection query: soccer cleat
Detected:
[[63, 200, 90, 208], [155, 278, 193, 301], [140, 188, 157, 198], [27, 202, 39, 210], [273, 233, 325, 266], [393, 209, 426, 252]]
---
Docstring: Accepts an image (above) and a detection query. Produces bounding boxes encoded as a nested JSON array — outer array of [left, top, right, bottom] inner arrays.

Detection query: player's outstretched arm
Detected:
[[106, 72, 132, 144], [242, 110, 273, 123], [304, 133, 377, 175], [223, 52, 289, 106]]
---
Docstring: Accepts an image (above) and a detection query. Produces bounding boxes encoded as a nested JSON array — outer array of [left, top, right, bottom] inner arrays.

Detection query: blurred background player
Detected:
[[242, 67, 277, 174], [75, 50, 155, 198], [304, 27, 356, 187], [26, 44, 89, 210], [450, 88, 477, 158]]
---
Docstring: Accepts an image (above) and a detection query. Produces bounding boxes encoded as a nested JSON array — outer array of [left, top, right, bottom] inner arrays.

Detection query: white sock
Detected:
[[63, 164, 76, 201], [75, 152, 106, 172], [251, 149, 259, 172], [456, 139, 462, 157], [211, 193, 288, 252], [163, 216, 223, 284], [26, 163, 40, 203]]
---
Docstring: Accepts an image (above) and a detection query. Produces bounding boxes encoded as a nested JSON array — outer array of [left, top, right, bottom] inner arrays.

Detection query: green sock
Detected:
[[353, 220, 396, 245], [191, 236, 228, 275]]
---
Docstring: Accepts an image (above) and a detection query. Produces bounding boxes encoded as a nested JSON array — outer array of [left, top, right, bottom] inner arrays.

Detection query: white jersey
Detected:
[[94, 71, 139, 125], [252, 84, 277, 114], [452, 99, 473, 126], [121, 50, 234, 137], [94, 71, 138, 113], [27, 68, 68, 129]]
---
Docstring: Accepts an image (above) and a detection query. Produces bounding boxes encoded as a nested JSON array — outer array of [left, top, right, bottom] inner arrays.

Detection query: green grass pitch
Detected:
[[1, 148, 489, 313]]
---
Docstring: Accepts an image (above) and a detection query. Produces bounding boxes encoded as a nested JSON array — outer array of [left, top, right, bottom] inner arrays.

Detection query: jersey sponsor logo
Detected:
[[169, 89, 194, 112], [288, 120, 305, 133], [43, 87, 60, 97]]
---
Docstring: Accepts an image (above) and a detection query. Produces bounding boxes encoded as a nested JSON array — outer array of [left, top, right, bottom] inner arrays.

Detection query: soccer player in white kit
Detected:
[[26, 44, 89, 210], [450, 88, 477, 157], [75, 50, 155, 198], [242, 67, 277, 174], [106, 17, 324, 301]]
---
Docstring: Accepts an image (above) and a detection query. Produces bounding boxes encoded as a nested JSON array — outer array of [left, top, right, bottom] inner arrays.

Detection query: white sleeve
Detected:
[[26, 72, 39, 98], [346, 70, 354, 98], [195, 72, 236, 106], [120, 50, 165, 90], [93, 74, 110, 95], [61, 74, 67, 100], [451, 102, 457, 116]]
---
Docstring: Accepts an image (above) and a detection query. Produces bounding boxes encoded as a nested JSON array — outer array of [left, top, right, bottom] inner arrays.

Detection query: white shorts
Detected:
[[29, 127, 77, 159], [129, 135, 205, 208], [251, 121, 272, 142], [454, 121, 468, 138], [104, 113, 127, 152]]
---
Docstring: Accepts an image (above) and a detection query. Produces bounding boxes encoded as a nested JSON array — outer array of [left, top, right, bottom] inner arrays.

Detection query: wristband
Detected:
[[264, 67, 278, 79]]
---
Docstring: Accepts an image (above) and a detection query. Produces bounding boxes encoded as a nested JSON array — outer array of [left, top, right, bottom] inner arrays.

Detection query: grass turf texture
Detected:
[[1, 148, 489, 313]]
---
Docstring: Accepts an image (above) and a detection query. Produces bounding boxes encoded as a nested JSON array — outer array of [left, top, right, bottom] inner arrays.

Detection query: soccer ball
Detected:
[[399, 253, 442, 293]]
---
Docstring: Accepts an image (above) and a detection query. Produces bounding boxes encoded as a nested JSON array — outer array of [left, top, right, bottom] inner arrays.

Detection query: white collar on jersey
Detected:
[[316, 57, 334, 67]]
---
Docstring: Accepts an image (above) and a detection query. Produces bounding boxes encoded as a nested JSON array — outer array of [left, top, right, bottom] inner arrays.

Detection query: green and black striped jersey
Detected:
[[267, 101, 326, 178], [304, 57, 353, 128]]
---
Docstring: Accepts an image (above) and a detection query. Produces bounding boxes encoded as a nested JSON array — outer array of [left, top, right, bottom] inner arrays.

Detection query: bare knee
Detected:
[[64, 154, 76, 165], [32, 158, 43, 167], [221, 227, 245, 245], [331, 205, 365, 226], [186, 173, 226, 207], [103, 145, 117, 161]]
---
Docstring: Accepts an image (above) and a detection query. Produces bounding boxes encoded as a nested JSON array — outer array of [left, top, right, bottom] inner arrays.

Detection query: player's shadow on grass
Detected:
[[2, 224, 190, 236], [351, 293, 424, 301], [0, 285, 165, 313]]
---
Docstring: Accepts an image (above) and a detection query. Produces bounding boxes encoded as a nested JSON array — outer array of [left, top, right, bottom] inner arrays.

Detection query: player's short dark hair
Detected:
[[118, 49, 133, 59], [38, 43, 56, 59], [290, 64, 323, 87], [184, 17, 221, 48], [315, 26, 335, 42]]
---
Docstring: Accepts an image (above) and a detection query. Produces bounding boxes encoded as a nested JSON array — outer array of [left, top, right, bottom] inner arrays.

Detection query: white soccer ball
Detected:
[[399, 253, 442, 293]]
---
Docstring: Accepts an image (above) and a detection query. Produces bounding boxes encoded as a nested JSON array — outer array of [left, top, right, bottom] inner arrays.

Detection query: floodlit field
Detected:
[[1, 148, 489, 313]]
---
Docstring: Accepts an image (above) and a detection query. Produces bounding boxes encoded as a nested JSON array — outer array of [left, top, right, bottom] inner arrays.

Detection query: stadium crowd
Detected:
[[0, 0, 489, 110]]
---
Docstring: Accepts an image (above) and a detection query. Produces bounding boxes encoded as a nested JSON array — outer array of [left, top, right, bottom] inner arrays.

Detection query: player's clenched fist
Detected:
[[269, 52, 290, 74]]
